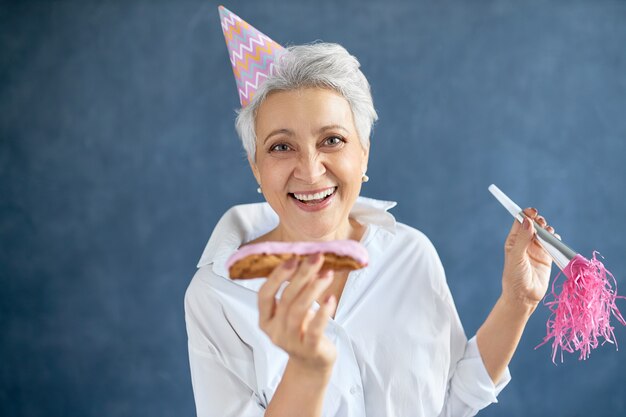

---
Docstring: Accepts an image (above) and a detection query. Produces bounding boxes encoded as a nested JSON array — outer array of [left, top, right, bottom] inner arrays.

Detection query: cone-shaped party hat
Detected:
[[218, 5, 286, 107]]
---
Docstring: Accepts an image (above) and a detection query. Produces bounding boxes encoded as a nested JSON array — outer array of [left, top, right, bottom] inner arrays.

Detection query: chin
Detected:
[[294, 216, 344, 241]]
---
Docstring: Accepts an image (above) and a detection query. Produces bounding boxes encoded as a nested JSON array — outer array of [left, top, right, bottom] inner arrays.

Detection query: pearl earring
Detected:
[[362, 174, 369, 183], [257, 186, 262, 194]]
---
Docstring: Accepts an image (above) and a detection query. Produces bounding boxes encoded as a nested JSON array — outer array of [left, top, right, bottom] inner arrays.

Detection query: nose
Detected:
[[293, 151, 326, 184]]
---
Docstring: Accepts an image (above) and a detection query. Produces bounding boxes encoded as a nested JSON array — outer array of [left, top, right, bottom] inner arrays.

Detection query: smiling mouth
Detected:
[[289, 187, 337, 205]]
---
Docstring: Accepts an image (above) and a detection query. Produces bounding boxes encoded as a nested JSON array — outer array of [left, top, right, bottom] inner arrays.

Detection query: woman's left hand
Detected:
[[476, 207, 560, 383], [501, 207, 559, 308]]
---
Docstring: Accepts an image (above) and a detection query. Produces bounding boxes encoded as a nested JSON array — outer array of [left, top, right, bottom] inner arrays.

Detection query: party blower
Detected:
[[488, 184, 625, 362]]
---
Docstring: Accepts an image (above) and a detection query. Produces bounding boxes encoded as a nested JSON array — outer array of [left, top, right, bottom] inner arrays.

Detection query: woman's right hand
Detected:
[[257, 253, 338, 374]]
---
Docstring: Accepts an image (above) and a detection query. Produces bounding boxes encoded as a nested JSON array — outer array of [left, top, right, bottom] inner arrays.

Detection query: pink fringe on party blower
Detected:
[[537, 252, 626, 363], [489, 184, 626, 362]]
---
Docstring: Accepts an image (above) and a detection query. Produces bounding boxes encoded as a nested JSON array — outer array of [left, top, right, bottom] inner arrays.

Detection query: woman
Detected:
[[185, 7, 556, 417]]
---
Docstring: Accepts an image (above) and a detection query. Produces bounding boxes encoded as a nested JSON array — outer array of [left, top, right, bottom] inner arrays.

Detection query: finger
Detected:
[[505, 213, 528, 247], [280, 253, 324, 305], [546, 226, 555, 234], [288, 270, 335, 329], [510, 216, 536, 258], [523, 207, 538, 219], [303, 294, 337, 348], [299, 270, 335, 307], [535, 215, 547, 228], [508, 207, 539, 238], [258, 257, 298, 325], [508, 217, 522, 235]]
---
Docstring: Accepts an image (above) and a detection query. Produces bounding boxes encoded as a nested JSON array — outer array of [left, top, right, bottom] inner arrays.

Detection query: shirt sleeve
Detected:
[[184, 270, 266, 417], [439, 335, 511, 417]]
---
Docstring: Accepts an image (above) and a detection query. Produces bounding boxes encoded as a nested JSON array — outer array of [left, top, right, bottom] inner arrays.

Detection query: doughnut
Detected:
[[226, 240, 368, 279]]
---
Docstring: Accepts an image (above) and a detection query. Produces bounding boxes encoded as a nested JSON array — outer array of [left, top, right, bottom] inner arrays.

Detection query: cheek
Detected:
[[341, 151, 366, 177], [259, 160, 289, 188], [333, 161, 363, 191]]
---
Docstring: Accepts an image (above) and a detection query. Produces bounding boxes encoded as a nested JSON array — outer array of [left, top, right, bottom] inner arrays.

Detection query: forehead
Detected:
[[255, 88, 355, 134]]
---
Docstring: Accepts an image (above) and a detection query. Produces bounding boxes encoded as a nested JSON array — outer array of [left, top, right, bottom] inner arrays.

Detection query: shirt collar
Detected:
[[197, 196, 398, 279]]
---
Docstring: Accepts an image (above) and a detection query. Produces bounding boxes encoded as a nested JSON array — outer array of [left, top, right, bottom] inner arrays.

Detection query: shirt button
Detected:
[[350, 385, 360, 395]]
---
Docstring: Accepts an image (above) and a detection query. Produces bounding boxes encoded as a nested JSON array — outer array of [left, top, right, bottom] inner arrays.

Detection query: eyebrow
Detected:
[[263, 129, 293, 144], [263, 125, 349, 144], [318, 124, 349, 135]]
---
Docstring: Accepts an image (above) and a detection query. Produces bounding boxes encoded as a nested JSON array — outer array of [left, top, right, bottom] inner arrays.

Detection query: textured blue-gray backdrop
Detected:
[[1, 0, 625, 416]]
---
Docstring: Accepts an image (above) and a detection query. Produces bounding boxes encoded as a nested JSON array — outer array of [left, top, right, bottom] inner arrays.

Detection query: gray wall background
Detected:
[[1, 0, 625, 415]]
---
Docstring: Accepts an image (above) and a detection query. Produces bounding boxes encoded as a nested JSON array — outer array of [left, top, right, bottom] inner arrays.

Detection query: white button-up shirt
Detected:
[[185, 197, 510, 416]]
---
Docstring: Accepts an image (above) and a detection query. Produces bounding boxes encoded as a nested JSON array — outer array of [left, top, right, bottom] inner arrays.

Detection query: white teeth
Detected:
[[293, 187, 335, 201]]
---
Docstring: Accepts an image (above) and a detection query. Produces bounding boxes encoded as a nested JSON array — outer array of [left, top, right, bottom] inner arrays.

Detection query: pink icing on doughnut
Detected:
[[226, 240, 369, 269]]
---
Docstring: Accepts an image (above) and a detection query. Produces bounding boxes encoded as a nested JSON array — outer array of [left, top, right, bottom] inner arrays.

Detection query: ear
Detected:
[[361, 142, 370, 174], [248, 156, 261, 185]]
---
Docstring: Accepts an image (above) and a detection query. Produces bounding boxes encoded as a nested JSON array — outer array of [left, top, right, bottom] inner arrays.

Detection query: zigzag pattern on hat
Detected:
[[219, 6, 286, 107]]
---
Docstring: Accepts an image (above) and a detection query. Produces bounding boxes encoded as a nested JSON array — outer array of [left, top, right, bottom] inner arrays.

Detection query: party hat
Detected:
[[218, 5, 286, 107]]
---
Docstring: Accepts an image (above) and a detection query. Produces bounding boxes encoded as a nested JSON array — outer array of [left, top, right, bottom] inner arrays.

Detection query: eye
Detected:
[[323, 136, 345, 146], [269, 143, 291, 152]]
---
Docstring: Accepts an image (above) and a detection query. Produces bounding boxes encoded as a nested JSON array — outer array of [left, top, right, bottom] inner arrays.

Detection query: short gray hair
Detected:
[[235, 42, 378, 159]]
